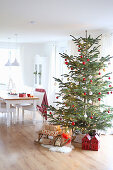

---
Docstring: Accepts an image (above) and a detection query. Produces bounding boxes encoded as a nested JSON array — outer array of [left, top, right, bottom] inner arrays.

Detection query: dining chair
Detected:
[[21, 90, 45, 122], [21, 88, 48, 122], [0, 100, 16, 126]]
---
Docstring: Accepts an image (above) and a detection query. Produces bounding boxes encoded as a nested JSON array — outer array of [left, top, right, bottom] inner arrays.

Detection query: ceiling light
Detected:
[[5, 35, 20, 67], [5, 38, 12, 66], [5, 59, 11, 66], [11, 34, 20, 66], [11, 58, 19, 66]]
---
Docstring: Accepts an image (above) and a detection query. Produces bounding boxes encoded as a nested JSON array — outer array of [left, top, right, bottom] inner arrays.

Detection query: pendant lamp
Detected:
[[4, 38, 12, 66], [11, 34, 20, 66], [5, 59, 11, 66], [11, 58, 19, 66]]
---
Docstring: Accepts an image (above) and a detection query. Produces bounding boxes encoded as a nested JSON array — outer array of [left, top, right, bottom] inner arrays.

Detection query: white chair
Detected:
[[18, 91, 45, 122], [0, 100, 16, 126]]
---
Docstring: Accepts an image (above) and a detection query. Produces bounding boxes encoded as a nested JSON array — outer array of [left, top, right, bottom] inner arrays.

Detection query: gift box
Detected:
[[41, 129, 60, 136], [19, 93, 26, 97], [74, 134, 86, 144], [62, 127, 72, 137], [43, 124, 62, 132]]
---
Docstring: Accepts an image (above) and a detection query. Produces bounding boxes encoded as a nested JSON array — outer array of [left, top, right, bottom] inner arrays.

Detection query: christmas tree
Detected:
[[47, 31, 113, 134]]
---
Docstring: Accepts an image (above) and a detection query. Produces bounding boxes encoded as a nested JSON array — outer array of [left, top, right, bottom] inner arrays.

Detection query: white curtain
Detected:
[[100, 33, 113, 134], [47, 42, 68, 106]]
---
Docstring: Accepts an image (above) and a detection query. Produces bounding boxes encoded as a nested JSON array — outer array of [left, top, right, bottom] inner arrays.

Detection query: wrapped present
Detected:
[[43, 124, 61, 131], [49, 125, 57, 131], [41, 129, 60, 136], [74, 134, 86, 144], [62, 127, 72, 137], [56, 125, 62, 132], [43, 124, 50, 130], [19, 93, 26, 97]]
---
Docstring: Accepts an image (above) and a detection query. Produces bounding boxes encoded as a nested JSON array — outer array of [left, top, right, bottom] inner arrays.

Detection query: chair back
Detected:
[[35, 88, 48, 120], [33, 91, 45, 107]]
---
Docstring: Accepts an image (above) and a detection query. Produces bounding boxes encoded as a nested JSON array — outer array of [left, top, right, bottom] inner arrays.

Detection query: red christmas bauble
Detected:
[[84, 92, 86, 95], [87, 59, 90, 61], [65, 59, 67, 61], [98, 98, 101, 101], [99, 72, 101, 75], [108, 77, 111, 79], [108, 110, 110, 113], [111, 91, 113, 94], [78, 45, 80, 48], [83, 78, 86, 81], [90, 116, 93, 119], [72, 122, 75, 125], [56, 96, 58, 99], [50, 112, 52, 115], [72, 105, 74, 107], [83, 62, 86, 65], [107, 92, 109, 94], [71, 67, 73, 70], [98, 92, 101, 95], [109, 85, 112, 87], [90, 80, 92, 83], [78, 49, 80, 52], [65, 62, 68, 65], [80, 55, 83, 58]]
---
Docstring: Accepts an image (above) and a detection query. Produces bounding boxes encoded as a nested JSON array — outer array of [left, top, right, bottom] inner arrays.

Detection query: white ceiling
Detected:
[[0, 0, 113, 43]]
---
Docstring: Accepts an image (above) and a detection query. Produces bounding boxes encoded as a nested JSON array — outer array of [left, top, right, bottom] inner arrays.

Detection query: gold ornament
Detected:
[[103, 68, 106, 72]]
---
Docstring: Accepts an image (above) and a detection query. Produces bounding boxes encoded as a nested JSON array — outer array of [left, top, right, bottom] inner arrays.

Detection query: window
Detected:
[[0, 48, 22, 91]]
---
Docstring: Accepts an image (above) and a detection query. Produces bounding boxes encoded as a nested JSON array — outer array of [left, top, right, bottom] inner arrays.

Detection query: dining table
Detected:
[[0, 91, 39, 126]]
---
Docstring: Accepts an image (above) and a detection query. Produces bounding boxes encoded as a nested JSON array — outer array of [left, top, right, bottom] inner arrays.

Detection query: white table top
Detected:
[[0, 91, 39, 101]]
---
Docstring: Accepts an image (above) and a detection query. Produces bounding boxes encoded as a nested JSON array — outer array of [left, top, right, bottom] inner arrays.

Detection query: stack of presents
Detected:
[[37, 124, 72, 147], [36, 124, 100, 151]]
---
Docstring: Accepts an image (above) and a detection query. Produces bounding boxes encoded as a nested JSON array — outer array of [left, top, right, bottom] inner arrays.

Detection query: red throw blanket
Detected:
[[35, 88, 48, 120]]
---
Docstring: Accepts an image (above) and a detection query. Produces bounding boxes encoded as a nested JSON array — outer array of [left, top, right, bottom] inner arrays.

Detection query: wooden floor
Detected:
[[0, 117, 113, 170]]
